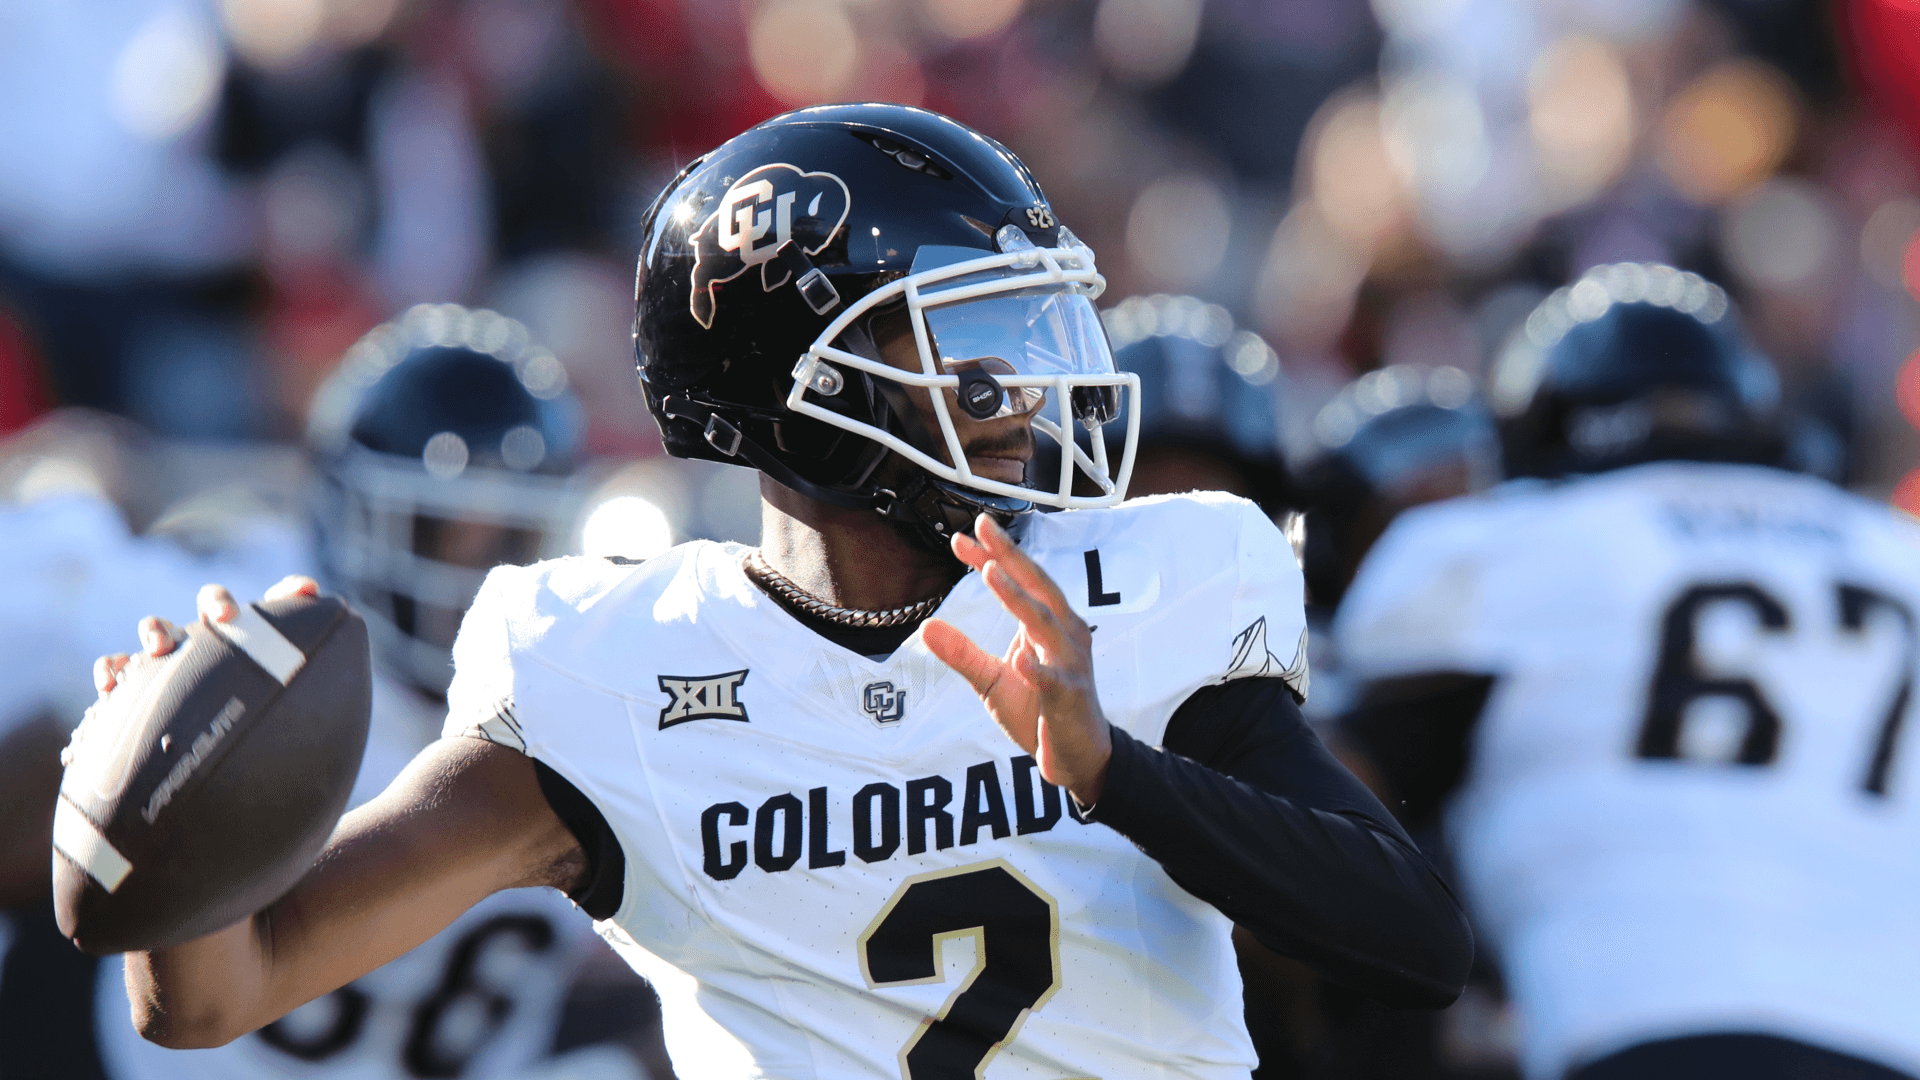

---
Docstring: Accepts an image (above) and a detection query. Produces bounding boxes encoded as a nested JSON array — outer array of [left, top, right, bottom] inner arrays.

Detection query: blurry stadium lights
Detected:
[[1305, 90, 1410, 254], [1654, 59, 1798, 206], [1254, 202, 1368, 349], [851, 37, 927, 107], [220, 0, 327, 69], [1894, 469, 1920, 520], [1895, 349, 1920, 432], [111, 8, 226, 141], [1527, 37, 1634, 212], [1382, 72, 1490, 201], [1094, 0, 1203, 85], [1903, 227, 1920, 304], [1367, 0, 1470, 40], [1718, 177, 1840, 291], [1859, 198, 1920, 292], [750, 0, 861, 105], [580, 495, 675, 561], [922, 0, 1025, 40], [1126, 174, 1232, 291], [325, 0, 404, 48]]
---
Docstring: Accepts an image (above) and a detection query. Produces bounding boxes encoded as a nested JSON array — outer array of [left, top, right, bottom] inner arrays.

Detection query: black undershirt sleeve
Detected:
[[1084, 677, 1473, 1009], [1338, 673, 1497, 830], [532, 759, 626, 920]]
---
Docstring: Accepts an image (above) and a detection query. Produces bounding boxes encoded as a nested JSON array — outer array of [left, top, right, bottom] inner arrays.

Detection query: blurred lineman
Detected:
[[1097, 293, 1293, 516], [1336, 264, 1920, 1080], [1099, 299, 1308, 1078], [94, 306, 652, 1079], [1296, 370, 1516, 1080], [0, 482, 297, 1078], [1299, 364, 1497, 624], [103, 105, 1469, 1078]]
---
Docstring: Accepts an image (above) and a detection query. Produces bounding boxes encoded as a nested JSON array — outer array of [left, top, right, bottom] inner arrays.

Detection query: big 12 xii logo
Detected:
[[690, 163, 851, 329]]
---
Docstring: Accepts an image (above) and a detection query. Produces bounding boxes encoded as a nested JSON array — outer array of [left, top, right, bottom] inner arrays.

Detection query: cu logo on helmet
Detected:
[[862, 681, 906, 724], [689, 163, 851, 329]]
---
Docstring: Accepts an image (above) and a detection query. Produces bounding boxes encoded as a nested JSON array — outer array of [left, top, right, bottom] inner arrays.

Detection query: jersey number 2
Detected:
[[1636, 581, 1915, 794], [859, 860, 1061, 1079]]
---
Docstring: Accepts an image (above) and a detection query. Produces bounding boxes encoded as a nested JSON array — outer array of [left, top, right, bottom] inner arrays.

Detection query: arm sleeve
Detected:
[[1338, 673, 1497, 829], [1085, 676, 1473, 1009]]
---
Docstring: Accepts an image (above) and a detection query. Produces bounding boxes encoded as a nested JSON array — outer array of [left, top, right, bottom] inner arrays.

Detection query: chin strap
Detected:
[[663, 394, 1035, 554], [873, 472, 1033, 553], [662, 395, 874, 511]]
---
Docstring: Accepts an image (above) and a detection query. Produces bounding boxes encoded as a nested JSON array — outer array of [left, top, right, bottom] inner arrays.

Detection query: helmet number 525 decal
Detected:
[[691, 163, 852, 329]]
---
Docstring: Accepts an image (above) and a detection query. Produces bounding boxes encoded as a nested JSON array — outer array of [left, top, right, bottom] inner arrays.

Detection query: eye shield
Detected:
[[788, 233, 1139, 509]]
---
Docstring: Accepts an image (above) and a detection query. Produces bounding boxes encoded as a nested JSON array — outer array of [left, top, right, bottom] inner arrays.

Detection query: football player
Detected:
[[1097, 294, 1291, 515], [1296, 371, 1513, 1077], [100, 105, 1470, 1078], [1299, 364, 1495, 620], [0, 478, 295, 1079], [92, 306, 656, 1079], [1096, 299, 1323, 1077], [1334, 264, 1920, 1080]]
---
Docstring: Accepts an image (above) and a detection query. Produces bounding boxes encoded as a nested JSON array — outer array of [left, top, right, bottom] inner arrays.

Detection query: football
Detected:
[[52, 594, 373, 955]]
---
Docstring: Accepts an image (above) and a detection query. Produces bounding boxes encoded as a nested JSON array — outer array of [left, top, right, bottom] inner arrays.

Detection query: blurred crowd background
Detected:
[[8, 0, 1920, 525], [6, 0, 1920, 1077]]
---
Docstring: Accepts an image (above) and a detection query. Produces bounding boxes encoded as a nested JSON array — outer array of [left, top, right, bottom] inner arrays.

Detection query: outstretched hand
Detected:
[[924, 516, 1112, 807], [92, 575, 321, 696]]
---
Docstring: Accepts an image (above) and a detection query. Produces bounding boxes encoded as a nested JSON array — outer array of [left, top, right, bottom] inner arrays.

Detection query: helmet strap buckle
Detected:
[[704, 414, 745, 457]]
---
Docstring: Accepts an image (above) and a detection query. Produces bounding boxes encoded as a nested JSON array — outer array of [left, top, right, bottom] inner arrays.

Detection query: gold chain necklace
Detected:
[[742, 550, 947, 629]]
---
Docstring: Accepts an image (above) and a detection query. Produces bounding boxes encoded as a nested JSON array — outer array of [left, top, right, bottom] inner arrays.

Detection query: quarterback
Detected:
[[102, 105, 1469, 1078], [98, 308, 651, 1079]]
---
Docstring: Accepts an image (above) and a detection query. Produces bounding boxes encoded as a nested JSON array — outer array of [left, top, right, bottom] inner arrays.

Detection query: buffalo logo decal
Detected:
[[690, 163, 851, 329]]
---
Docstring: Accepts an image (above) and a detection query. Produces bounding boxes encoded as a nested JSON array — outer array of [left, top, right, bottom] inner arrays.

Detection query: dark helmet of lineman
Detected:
[[633, 103, 1135, 549], [1301, 365, 1497, 607], [307, 304, 585, 695], [1490, 262, 1782, 479], [1094, 294, 1290, 513]]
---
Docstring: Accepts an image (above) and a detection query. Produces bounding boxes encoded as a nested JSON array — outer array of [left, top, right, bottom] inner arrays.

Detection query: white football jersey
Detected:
[[0, 494, 301, 738], [440, 493, 1308, 1080], [96, 672, 613, 1080], [1336, 463, 1920, 1079]]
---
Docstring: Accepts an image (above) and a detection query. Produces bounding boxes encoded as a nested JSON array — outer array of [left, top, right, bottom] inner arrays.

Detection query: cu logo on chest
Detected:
[[862, 681, 906, 726]]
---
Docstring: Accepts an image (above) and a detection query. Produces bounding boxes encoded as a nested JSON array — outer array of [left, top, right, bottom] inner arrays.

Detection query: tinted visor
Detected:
[[916, 264, 1121, 425]]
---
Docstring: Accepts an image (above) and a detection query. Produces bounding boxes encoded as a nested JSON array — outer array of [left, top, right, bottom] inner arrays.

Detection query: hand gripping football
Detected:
[[53, 594, 372, 955]]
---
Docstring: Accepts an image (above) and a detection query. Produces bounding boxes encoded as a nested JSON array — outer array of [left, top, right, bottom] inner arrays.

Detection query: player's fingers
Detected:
[[950, 530, 988, 573], [1012, 647, 1090, 705], [924, 619, 1006, 698], [94, 653, 130, 694], [264, 575, 320, 602], [976, 516, 1081, 632], [196, 583, 239, 624], [139, 616, 183, 657], [983, 561, 1077, 659]]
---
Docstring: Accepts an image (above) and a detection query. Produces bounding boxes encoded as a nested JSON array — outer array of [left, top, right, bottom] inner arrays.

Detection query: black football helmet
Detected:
[[307, 304, 585, 695], [632, 103, 1137, 549], [1491, 263, 1783, 479], [1301, 365, 1497, 607], [1092, 293, 1291, 513]]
